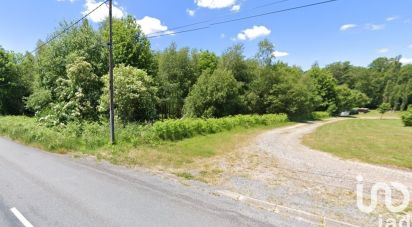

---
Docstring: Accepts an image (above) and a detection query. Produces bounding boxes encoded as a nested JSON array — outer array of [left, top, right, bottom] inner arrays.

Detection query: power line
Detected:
[[30, 0, 109, 54], [147, 0, 338, 39], [248, 0, 290, 11], [147, 26, 210, 39], [211, 0, 338, 26], [147, 0, 290, 36]]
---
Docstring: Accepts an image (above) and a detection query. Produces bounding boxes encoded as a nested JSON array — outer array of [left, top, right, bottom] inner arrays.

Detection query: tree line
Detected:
[[1, 15, 412, 125]]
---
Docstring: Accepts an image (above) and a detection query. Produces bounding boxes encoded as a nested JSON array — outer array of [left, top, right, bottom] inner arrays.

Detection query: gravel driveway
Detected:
[[214, 118, 412, 226]]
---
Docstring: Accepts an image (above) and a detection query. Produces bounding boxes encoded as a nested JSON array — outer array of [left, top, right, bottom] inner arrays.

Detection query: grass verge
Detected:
[[0, 116, 292, 173], [303, 119, 412, 169]]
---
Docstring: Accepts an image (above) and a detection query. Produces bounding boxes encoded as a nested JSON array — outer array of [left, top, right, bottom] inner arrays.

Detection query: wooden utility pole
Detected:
[[108, 0, 115, 144]]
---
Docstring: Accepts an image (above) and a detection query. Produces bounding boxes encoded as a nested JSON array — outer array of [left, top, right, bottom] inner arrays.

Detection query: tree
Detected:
[[183, 68, 240, 118], [377, 103, 391, 119], [335, 85, 370, 112], [247, 63, 317, 116], [100, 65, 157, 124], [156, 43, 197, 118], [306, 66, 338, 113], [325, 61, 353, 86], [35, 19, 106, 95], [100, 16, 157, 75], [0, 47, 31, 115], [36, 57, 102, 125], [255, 39, 275, 67], [219, 44, 251, 84], [383, 64, 412, 110], [197, 50, 218, 74], [352, 68, 382, 108]]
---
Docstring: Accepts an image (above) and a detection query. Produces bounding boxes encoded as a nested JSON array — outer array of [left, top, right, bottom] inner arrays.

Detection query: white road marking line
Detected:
[[10, 207, 34, 227]]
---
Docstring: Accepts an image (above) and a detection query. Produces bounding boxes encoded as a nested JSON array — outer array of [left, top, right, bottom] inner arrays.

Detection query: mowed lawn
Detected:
[[303, 119, 412, 169]]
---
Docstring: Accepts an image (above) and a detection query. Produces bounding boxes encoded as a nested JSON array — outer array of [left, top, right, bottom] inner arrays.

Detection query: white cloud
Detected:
[[339, 24, 357, 31], [220, 33, 226, 38], [408, 44, 412, 48], [231, 4, 241, 12], [82, 0, 125, 23], [186, 9, 196, 16], [400, 57, 412, 65], [236, 25, 271, 41], [272, 51, 289, 58], [386, 16, 399, 22], [195, 0, 236, 9], [136, 16, 168, 35], [365, 23, 385, 31], [378, 48, 389, 53]]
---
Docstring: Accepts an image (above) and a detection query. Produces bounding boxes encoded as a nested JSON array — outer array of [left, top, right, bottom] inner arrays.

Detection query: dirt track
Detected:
[[215, 119, 412, 226]]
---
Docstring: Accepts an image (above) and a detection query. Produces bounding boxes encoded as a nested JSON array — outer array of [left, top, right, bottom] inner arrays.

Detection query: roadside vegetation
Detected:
[[0, 114, 293, 169], [303, 119, 412, 169], [1, 14, 412, 175], [402, 105, 412, 126]]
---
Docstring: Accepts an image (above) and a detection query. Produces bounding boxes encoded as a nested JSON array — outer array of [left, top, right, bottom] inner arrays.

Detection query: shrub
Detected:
[[311, 112, 331, 120], [151, 114, 289, 141], [402, 106, 412, 127], [378, 103, 391, 119]]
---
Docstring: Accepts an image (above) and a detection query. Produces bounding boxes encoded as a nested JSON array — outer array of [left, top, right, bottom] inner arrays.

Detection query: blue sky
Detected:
[[0, 0, 411, 69]]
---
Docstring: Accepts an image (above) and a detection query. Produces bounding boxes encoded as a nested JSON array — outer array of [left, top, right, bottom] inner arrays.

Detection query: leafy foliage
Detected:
[[402, 106, 412, 127], [0, 48, 32, 115], [306, 67, 338, 112], [156, 43, 197, 118], [378, 102, 392, 119], [335, 85, 370, 111], [311, 112, 331, 120], [2, 16, 412, 129], [255, 64, 318, 116], [100, 64, 157, 123], [183, 68, 240, 118], [197, 50, 219, 73], [101, 16, 157, 75], [151, 114, 289, 141]]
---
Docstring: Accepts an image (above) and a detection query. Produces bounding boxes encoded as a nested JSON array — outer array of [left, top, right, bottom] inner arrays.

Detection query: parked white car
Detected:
[[339, 111, 350, 117]]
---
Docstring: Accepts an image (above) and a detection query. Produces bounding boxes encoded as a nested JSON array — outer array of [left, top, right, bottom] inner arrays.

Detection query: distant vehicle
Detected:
[[350, 109, 359, 115], [339, 111, 350, 117], [356, 108, 370, 113]]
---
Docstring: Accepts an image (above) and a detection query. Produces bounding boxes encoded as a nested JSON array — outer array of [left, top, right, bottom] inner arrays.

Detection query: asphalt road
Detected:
[[0, 137, 302, 227]]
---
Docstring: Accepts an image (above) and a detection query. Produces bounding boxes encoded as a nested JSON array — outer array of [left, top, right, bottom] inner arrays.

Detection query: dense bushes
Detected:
[[151, 114, 289, 140], [0, 114, 289, 151], [183, 68, 240, 118], [100, 65, 158, 123], [1, 112, 336, 154], [0, 116, 148, 152], [311, 112, 331, 120], [402, 106, 412, 127]]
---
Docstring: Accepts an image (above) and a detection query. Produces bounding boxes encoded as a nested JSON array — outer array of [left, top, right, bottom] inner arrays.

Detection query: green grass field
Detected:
[[303, 119, 412, 169], [356, 110, 403, 119]]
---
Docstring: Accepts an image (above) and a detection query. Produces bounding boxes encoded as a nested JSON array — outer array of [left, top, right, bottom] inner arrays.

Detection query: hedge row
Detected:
[[311, 111, 331, 120], [151, 114, 289, 141]]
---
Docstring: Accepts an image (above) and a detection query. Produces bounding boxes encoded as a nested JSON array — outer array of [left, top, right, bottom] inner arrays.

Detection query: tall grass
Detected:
[[151, 114, 289, 140], [0, 116, 149, 153], [0, 114, 290, 153]]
